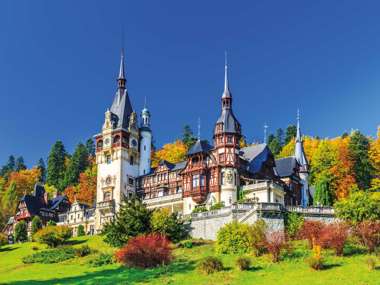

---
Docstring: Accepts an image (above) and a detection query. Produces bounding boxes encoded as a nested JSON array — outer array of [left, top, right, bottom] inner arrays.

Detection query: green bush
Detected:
[[31, 216, 43, 236], [307, 256, 324, 270], [197, 256, 223, 274], [178, 240, 193, 248], [33, 226, 72, 247], [15, 221, 28, 242], [192, 205, 207, 213], [150, 208, 188, 242], [47, 220, 57, 226], [249, 219, 267, 256], [75, 245, 91, 257], [22, 247, 76, 264], [216, 221, 253, 254], [285, 212, 304, 240], [0, 233, 8, 246], [77, 225, 85, 237], [209, 202, 224, 211], [236, 257, 251, 271], [88, 253, 114, 267]]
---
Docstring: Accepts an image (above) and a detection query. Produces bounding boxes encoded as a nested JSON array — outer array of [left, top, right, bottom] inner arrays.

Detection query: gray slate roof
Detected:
[[216, 109, 241, 133], [240, 144, 271, 174], [188, 140, 212, 155], [110, 89, 133, 130], [275, 157, 298, 178]]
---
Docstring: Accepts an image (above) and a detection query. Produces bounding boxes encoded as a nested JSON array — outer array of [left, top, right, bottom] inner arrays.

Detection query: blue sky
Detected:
[[1, 0, 380, 167]]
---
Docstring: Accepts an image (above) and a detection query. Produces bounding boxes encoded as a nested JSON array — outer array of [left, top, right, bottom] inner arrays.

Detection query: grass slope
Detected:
[[0, 236, 379, 285]]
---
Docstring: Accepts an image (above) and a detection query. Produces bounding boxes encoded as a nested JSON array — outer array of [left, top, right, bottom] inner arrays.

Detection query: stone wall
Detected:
[[189, 203, 337, 240]]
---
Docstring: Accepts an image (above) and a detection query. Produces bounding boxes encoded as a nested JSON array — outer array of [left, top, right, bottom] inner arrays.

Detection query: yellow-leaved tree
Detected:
[[151, 140, 188, 168]]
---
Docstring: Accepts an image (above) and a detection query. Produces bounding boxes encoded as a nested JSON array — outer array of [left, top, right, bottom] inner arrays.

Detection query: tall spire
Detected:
[[264, 123, 269, 144], [295, 109, 308, 169], [197, 117, 201, 140], [117, 49, 126, 89], [222, 51, 231, 99]]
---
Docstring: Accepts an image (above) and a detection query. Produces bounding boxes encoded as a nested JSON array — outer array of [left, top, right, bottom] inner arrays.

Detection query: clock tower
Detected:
[[94, 51, 140, 232]]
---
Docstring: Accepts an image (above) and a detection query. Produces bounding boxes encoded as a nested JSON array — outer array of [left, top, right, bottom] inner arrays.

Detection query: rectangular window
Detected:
[[106, 155, 111, 164], [192, 174, 200, 188], [128, 178, 134, 186], [227, 136, 233, 143], [200, 175, 205, 186]]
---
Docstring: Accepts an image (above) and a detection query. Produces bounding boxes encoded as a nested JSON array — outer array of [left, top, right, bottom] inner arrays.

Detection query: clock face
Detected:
[[104, 138, 110, 146]]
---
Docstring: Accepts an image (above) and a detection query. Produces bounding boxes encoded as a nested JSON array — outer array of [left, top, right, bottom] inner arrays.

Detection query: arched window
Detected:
[[97, 140, 103, 148]]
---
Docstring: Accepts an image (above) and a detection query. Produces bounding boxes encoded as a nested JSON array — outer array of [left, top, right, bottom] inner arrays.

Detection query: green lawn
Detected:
[[0, 236, 379, 285]]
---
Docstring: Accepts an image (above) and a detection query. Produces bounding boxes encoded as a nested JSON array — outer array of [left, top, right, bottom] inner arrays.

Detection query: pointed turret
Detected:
[[294, 109, 308, 171], [214, 54, 241, 137], [109, 51, 133, 130]]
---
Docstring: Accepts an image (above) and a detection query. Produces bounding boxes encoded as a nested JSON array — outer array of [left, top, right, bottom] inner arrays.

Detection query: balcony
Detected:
[[143, 193, 182, 207], [97, 200, 115, 214]]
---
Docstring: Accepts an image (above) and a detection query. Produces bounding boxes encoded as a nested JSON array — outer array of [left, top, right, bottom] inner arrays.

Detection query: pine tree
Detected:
[[14, 220, 28, 242], [268, 135, 282, 156], [31, 216, 43, 235], [85, 138, 95, 157], [77, 224, 85, 236], [0, 155, 16, 177], [15, 156, 26, 171], [47, 141, 67, 192], [63, 143, 89, 188], [285, 125, 297, 144], [37, 158, 46, 183], [102, 198, 152, 247], [182, 125, 197, 149], [348, 131, 374, 190]]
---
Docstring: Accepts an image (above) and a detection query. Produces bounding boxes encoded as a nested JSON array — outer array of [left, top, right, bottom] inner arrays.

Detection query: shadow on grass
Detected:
[[65, 239, 88, 246], [322, 263, 342, 270], [4, 258, 197, 285], [343, 244, 367, 257], [0, 246, 19, 252]]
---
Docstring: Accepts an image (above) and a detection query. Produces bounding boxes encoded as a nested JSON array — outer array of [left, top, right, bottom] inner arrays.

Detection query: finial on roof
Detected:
[[296, 109, 301, 142], [222, 51, 231, 99], [264, 123, 269, 144]]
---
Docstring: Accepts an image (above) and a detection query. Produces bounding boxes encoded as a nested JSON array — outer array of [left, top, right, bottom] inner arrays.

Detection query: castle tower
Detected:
[[295, 110, 309, 207], [94, 51, 140, 231], [139, 100, 152, 176], [213, 57, 241, 206]]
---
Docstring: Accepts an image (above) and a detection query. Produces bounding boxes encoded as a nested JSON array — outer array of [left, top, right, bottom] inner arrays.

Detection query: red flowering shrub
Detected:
[[115, 233, 173, 268], [264, 231, 289, 263], [355, 221, 380, 253], [319, 222, 349, 256], [297, 220, 324, 249]]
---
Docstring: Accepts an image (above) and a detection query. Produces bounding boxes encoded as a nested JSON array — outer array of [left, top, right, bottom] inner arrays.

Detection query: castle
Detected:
[[91, 52, 311, 233], [6, 52, 320, 238]]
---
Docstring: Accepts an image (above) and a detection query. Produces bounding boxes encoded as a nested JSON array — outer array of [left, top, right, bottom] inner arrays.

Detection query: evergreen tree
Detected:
[[85, 138, 95, 157], [182, 125, 197, 149], [47, 141, 67, 192], [268, 135, 282, 156], [2, 182, 18, 214], [348, 131, 373, 190], [102, 198, 152, 247], [31, 216, 43, 235], [0, 155, 16, 177], [275, 128, 284, 146], [63, 143, 89, 188], [15, 156, 26, 171], [77, 224, 85, 236], [37, 158, 46, 183], [14, 220, 28, 242], [285, 125, 297, 144], [313, 174, 333, 206]]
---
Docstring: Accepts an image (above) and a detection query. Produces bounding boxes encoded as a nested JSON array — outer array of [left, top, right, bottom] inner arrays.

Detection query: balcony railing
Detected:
[[242, 180, 283, 192], [286, 206, 334, 215], [143, 193, 182, 206]]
